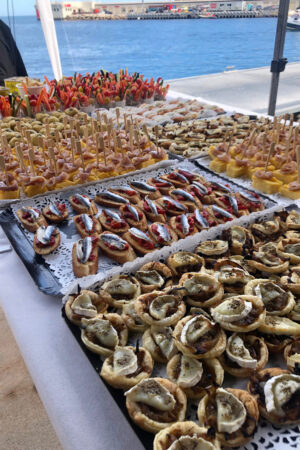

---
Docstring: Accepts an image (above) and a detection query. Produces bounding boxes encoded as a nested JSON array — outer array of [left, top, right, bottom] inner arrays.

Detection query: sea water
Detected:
[[2, 15, 300, 80]]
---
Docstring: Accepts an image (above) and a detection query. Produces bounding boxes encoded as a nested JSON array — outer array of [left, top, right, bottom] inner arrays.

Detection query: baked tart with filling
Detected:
[[69, 194, 98, 215], [248, 368, 300, 425], [65, 289, 108, 326], [81, 313, 128, 357], [42, 202, 68, 223], [178, 272, 223, 308], [258, 315, 300, 350], [285, 230, 300, 240], [125, 378, 187, 433], [289, 297, 300, 322], [135, 289, 186, 327], [99, 275, 141, 308], [33, 225, 60, 255], [100, 345, 153, 390], [197, 387, 259, 447], [222, 226, 254, 255], [142, 326, 178, 363], [73, 213, 102, 238], [284, 339, 300, 371], [121, 301, 148, 332], [219, 333, 268, 378], [286, 210, 300, 230], [98, 231, 136, 264], [250, 218, 281, 242], [98, 209, 129, 234], [167, 354, 224, 400], [281, 266, 300, 295], [169, 214, 198, 239], [135, 262, 173, 293], [245, 279, 295, 316], [277, 238, 300, 264], [120, 204, 148, 232], [214, 259, 253, 294], [196, 240, 229, 259], [247, 242, 289, 274], [167, 252, 205, 277], [16, 206, 47, 233], [210, 295, 266, 332], [173, 314, 226, 359], [153, 421, 221, 450]]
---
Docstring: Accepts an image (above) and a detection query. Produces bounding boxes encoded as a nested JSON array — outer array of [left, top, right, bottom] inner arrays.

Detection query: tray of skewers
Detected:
[[0, 161, 274, 296], [61, 204, 300, 450]]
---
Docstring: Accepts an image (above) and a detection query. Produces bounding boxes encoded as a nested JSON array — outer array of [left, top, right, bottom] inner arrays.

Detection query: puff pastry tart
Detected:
[[219, 333, 268, 378], [125, 378, 187, 433], [81, 314, 128, 357], [100, 346, 153, 390], [248, 368, 300, 425], [197, 387, 259, 447], [222, 226, 254, 255], [167, 354, 224, 400], [214, 259, 253, 294], [277, 238, 300, 264], [286, 210, 300, 230], [69, 194, 98, 215], [245, 279, 295, 316], [135, 262, 173, 293], [73, 214, 102, 238], [135, 290, 186, 327], [258, 315, 300, 338], [178, 272, 223, 307], [121, 301, 148, 332], [173, 315, 226, 359], [248, 242, 289, 274], [250, 218, 281, 242], [42, 202, 68, 223], [16, 206, 47, 233], [153, 421, 221, 450], [99, 275, 141, 308], [142, 326, 178, 363], [120, 204, 148, 231], [196, 240, 229, 259], [281, 266, 300, 295], [33, 225, 60, 255], [98, 231, 136, 264], [65, 289, 108, 326], [289, 298, 300, 322], [211, 295, 266, 332], [98, 209, 129, 234], [284, 339, 300, 371], [167, 252, 204, 277]]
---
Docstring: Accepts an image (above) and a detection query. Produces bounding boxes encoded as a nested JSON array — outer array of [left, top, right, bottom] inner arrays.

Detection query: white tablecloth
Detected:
[[0, 227, 143, 450]]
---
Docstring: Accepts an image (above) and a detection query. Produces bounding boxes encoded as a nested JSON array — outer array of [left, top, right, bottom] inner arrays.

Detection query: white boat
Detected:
[[287, 13, 300, 30]]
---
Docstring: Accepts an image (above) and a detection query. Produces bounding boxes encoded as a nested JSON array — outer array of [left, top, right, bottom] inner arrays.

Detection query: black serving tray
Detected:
[[0, 208, 62, 296], [62, 307, 153, 450]]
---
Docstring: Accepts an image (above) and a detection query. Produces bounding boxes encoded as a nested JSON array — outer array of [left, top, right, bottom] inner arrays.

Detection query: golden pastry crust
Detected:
[[211, 295, 266, 333], [281, 267, 300, 295], [73, 214, 102, 238], [244, 279, 295, 316], [284, 339, 300, 371], [213, 259, 253, 294], [173, 315, 227, 360], [42, 204, 69, 223], [197, 388, 259, 447], [167, 355, 224, 400], [286, 210, 300, 230], [135, 290, 186, 327], [153, 421, 221, 450], [81, 313, 128, 357], [289, 298, 300, 322], [258, 315, 300, 336], [219, 334, 268, 378], [167, 252, 205, 277], [125, 377, 187, 433], [33, 228, 60, 255], [247, 242, 289, 274], [247, 368, 300, 426], [16, 207, 47, 232], [142, 326, 178, 363], [100, 346, 153, 390], [65, 289, 108, 326], [99, 275, 141, 308], [195, 240, 229, 257], [277, 238, 300, 264], [178, 272, 224, 307], [121, 301, 148, 332], [69, 195, 98, 215], [135, 262, 173, 293], [223, 226, 254, 255]]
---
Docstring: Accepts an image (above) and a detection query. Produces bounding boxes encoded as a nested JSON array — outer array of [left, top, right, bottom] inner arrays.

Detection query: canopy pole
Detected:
[[36, 0, 62, 81], [268, 0, 290, 116]]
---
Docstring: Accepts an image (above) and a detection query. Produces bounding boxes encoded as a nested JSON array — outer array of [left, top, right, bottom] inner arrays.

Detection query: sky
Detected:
[[0, 0, 135, 17]]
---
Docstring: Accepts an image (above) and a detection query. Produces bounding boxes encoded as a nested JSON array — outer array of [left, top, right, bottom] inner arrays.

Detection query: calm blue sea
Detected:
[[2, 15, 300, 81]]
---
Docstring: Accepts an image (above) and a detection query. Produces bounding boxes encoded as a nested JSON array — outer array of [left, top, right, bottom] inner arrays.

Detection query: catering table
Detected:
[[0, 227, 143, 450]]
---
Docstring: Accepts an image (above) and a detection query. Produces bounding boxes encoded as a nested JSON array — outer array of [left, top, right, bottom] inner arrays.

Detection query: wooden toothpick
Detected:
[[28, 148, 36, 176], [297, 145, 300, 183], [0, 155, 9, 185], [264, 142, 275, 172]]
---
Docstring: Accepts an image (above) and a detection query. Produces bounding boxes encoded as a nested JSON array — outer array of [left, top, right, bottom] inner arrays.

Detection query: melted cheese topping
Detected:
[[216, 388, 247, 433], [173, 252, 200, 267], [106, 279, 137, 298], [197, 240, 228, 256], [85, 319, 119, 348], [72, 293, 97, 318], [177, 356, 203, 388], [183, 274, 217, 295], [226, 334, 257, 369], [112, 347, 138, 376], [152, 326, 177, 359], [211, 298, 252, 323], [168, 435, 214, 450], [135, 270, 165, 287], [181, 316, 213, 345], [284, 243, 300, 256], [123, 302, 145, 326], [149, 295, 177, 320], [125, 379, 176, 411], [264, 374, 300, 417]]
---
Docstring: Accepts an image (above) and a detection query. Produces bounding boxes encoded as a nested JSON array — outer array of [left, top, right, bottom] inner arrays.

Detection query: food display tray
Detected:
[[62, 204, 300, 450], [0, 161, 277, 297]]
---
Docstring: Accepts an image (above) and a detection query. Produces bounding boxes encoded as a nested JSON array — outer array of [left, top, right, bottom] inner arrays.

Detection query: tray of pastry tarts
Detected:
[[0, 160, 275, 297], [61, 204, 300, 450]]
